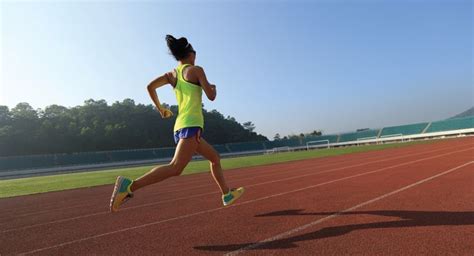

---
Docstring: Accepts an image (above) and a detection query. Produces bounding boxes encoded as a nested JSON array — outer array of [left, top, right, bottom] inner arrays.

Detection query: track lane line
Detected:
[[16, 148, 473, 255], [0, 143, 464, 222], [0, 142, 438, 216], [3, 145, 470, 234], [3, 140, 466, 216], [224, 160, 474, 255]]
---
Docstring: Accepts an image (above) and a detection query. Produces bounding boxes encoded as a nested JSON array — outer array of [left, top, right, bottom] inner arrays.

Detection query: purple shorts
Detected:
[[174, 127, 202, 144]]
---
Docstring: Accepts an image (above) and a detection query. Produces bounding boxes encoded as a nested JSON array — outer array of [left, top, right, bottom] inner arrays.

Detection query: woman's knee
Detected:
[[169, 162, 186, 176], [209, 153, 221, 165]]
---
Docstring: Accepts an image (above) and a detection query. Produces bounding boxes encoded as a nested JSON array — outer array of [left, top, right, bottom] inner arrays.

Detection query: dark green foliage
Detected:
[[0, 100, 267, 156]]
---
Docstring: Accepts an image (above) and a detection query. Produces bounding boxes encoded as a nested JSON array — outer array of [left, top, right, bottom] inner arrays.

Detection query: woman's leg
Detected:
[[130, 136, 199, 192], [196, 138, 230, 195]]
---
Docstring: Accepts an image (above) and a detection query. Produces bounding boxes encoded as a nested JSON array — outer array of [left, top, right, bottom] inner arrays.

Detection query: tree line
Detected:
[[0, 99, 267, 157], [273, 130, 322, 141]]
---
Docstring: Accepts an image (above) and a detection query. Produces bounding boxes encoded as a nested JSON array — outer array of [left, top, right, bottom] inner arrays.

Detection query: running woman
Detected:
[[109, 35, 245, 212]]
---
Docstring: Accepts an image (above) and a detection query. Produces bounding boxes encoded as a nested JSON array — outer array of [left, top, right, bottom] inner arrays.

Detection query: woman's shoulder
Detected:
[[181, 65, 202, 85], [187, 65, 204, 72], [187, 65, 207, 78], [166, 69, 177, 88]]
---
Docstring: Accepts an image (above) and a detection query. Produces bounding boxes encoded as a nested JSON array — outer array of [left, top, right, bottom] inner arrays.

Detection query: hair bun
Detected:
[[177, 37, 188, 48], [165, 34, 192, 60], [166, 35, 188, 50], [166, 34, 177, 48]]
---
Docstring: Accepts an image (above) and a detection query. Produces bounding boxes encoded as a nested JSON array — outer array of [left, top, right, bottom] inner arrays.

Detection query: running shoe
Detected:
[[110, 176, 134, 212], [222, 187, 245, 206]]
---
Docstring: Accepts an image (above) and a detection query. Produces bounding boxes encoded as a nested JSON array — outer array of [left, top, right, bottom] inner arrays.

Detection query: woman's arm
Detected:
[[193, 66, 217, 101], [147, 72, 174, 118]]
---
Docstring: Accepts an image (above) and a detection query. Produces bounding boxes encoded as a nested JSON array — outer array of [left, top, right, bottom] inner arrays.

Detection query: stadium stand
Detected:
[[55, 152, 109, 166], [264, 139, 301, 149], [213, 144, 231, 154], [153, 148, 175, 159], [339, 129, 380, 142], [303, 135, 339, 144], [107, 150, 157, 162], [0, 154, 56, 171], [1, 116, 473, 173], [426, 116, 474, 133], [226, 141, 265, 152], [380, 122, 429, 136]]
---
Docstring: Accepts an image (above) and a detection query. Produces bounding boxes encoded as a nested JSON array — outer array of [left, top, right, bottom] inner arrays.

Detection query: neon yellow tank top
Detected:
[[173, 64, 204, 132]]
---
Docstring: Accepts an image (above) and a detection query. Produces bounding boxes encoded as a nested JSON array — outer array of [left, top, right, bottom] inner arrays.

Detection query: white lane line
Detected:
[[224, 161, 474, 256], [17, 148, 473, 255], [1, 146, 408, 217], [1, 144, 461, 223], [0, 149, 371, 217], [3, 145, 467, 234], [2, 141, 458, 216]]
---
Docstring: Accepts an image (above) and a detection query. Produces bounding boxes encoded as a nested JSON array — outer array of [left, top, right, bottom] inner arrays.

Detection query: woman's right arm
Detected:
[[194, 67, 217, 101], [147, 72, 175, 118]]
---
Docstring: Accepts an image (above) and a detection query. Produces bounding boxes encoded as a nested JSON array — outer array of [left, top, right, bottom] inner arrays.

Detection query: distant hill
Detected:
[[451, 107, 474, 119]]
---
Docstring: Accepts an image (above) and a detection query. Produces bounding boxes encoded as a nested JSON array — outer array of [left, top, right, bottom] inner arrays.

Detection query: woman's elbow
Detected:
[[147, 84, 154, 92], [207, 93, 216, 101]]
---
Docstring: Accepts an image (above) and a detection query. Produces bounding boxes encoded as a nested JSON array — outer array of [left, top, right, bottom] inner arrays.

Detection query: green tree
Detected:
[[273, 133, 281, 141], [242, 121, 256, 133], [8, 103, 40, 155], [0, 100, 268, 156]]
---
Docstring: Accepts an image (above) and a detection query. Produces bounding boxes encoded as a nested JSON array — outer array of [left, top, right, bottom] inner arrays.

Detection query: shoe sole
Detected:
[[110, 176, 124, 213]]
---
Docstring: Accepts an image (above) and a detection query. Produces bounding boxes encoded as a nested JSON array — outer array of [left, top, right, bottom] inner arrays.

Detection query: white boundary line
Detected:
[[0, 143, 449, 220], [1, 141, 466, 217], [0, 147, 410, 219], [16, 148, 473, 255], [1, 141, 411, 215], [225, 160, 474, 255], [2, 145, 465, 233]]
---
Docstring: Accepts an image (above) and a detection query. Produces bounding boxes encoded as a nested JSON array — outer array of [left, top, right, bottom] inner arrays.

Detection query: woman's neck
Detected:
[[179, 59, 194, 66]]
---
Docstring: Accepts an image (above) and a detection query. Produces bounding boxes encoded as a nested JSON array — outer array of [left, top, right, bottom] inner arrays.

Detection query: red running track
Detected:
[[0, 137, 473, 255]]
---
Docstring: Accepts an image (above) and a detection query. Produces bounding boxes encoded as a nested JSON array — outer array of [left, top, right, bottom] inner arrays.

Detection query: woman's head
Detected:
[[166, 35, 196, 62]]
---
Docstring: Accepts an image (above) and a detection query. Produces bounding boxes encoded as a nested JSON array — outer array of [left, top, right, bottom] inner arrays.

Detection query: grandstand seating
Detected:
[[153, 148, 175, 159], [426, 116, 474, 133], [213, 145, 231, 154], [264, 139, 302, 149], [1, 116, 473, 172], [303, 135, 339, 144], [0, 154, 56, 171], [226, 141, 265, 152], [380, 122, 428, 137], [107, 150, 157, 162], [339, 129, 380, 142], [55, 152, 109, 166]]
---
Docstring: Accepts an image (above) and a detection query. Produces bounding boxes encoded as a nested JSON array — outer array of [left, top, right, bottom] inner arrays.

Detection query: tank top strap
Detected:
[[176, 64, 191, 81]]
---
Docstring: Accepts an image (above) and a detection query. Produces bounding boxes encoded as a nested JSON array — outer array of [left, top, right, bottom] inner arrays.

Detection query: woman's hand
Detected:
[[209, 84, 217, 100], [159, 108, 174, 118]]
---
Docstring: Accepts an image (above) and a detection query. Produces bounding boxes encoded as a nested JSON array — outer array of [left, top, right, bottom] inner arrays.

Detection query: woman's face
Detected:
[[190, 51, 196, 63]]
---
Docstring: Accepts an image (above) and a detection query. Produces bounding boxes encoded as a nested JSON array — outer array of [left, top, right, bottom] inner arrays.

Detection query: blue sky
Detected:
[[1, 0, 472, 138]]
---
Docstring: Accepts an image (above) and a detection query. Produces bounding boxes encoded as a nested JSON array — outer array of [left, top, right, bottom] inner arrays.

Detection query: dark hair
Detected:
[[166, 34, 195, 61]]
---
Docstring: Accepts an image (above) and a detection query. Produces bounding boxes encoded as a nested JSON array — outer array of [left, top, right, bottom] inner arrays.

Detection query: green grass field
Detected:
[[0, 141, 432, 198]]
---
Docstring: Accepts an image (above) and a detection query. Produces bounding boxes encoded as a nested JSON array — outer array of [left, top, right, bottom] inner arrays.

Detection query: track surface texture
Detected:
[[1, 137, 473, 255]]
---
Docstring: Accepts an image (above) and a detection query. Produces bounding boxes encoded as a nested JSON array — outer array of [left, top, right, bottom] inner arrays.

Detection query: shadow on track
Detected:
[[194, 209, 474, 252]]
